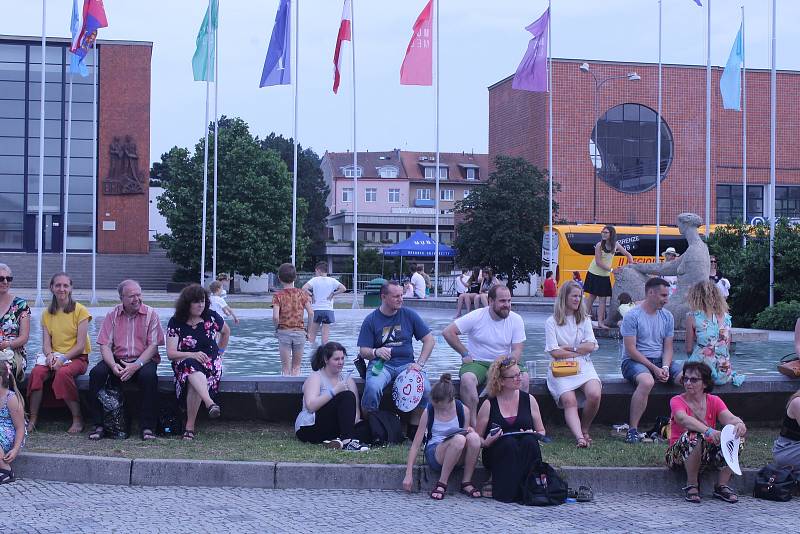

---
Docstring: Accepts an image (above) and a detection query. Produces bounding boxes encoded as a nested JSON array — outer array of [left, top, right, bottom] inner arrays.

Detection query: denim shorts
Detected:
[[276, 330, 306, 350], [313, 310, 335, 324], [621, 357, 682, 384], [425, 442, 443, 471]]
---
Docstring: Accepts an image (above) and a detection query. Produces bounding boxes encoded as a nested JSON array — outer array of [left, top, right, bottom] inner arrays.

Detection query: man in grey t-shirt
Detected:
[[619, 277, 681, 443]]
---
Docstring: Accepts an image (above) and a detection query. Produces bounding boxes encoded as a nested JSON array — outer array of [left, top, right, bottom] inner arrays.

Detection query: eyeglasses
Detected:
[[0, 276, 12, 283], [710, 261, 717, 264], [502, 372, 521, 380], [682, 376, 702, 384]]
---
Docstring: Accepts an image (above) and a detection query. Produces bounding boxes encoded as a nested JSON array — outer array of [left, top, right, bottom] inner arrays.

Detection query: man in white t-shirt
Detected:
[[409, 265, 426, 299], [442, 285, 527, 426], [302, 262, 346, 345]]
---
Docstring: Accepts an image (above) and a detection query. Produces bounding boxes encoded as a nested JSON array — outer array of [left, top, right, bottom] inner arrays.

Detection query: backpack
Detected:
[[367, 410, 404, 446], [97, 384, 129, 439], [157, 399, 185, 437], [521, 461, 568, 506], [753, 464, 796, 502]]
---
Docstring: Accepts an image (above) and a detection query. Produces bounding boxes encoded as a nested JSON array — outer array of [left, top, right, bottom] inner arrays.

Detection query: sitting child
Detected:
[[613, 292, 636, 327], [0, 362, 25, 484]]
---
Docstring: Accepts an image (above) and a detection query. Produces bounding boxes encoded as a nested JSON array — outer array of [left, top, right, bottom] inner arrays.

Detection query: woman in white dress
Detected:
[[545, 281, 602, 448]]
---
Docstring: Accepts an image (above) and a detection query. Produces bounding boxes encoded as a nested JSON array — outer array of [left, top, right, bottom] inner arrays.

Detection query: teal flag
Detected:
[[192, 0, 219, 82], [720, 24, 743, 111]]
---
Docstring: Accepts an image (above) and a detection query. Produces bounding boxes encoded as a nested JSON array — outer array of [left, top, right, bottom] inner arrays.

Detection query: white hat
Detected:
[[663, 247, 678, 256]]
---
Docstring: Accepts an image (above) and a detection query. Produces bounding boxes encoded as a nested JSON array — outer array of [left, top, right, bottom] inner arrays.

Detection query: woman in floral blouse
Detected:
[[0, 263, 30, 384], [684, 280, 744, 386], [166, 284, 230, 440]]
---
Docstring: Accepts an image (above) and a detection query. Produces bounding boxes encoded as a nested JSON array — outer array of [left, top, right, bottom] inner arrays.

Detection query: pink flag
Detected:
[[512, 8, 550, 92], [400, 0, 433, 86], [333, 0, 352, 94]]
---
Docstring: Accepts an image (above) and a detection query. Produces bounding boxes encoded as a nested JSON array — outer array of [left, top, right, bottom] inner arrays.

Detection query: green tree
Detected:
[[155, 116, 306, 279], [453, 155, 558, 288], [260, 134, 330, 271], [338, 244, 384, 276]]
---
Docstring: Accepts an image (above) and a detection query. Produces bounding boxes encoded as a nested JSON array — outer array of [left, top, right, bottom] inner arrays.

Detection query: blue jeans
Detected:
[[621, 357, 682, 384], [361, 360, 431, 414]]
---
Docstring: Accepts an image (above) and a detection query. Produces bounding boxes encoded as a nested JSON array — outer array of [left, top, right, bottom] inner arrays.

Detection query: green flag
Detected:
[[192, 0, 218, 81]]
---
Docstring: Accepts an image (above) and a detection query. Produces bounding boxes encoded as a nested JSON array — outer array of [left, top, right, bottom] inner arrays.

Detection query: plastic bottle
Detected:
[[371, 358, 385, 375]]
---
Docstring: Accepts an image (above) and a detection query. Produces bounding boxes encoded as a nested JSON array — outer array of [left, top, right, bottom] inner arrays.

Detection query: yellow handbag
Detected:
[[551, 360, 579, 378]]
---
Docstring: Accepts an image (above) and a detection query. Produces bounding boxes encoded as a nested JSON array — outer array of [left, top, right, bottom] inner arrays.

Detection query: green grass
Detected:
[[24, 420, 778, 467]]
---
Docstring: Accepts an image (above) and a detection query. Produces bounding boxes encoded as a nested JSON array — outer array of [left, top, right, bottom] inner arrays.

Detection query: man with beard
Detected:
[[443, 285, 527, 427]]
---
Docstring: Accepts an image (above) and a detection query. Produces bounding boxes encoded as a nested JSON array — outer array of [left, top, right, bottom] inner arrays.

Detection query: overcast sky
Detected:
[[4, 0, 798, 165]]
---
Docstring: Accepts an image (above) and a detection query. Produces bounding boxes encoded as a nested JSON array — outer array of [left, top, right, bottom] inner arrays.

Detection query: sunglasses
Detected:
[[500, 356, 516, 368], [0, 276, 12, 283], [682, 376, 702, 384]]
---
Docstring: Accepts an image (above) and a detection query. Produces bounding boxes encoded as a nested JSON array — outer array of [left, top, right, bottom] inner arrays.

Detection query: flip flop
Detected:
[[88, 427, 104, 441], [182, 430, 195, 441], [208, 404, 221, 419], [141, 429, 157, 441]]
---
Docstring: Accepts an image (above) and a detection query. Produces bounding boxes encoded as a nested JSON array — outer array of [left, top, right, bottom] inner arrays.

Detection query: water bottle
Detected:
[[371, 358, 385, 376]]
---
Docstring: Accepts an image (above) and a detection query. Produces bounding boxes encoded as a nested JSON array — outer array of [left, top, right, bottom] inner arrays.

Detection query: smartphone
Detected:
[[489, 424, 502, 437]]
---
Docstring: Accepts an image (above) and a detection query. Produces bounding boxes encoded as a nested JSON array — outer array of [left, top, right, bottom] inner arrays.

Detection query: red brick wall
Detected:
[[97, 43, 152, 254], [489, 59, 800, 226]]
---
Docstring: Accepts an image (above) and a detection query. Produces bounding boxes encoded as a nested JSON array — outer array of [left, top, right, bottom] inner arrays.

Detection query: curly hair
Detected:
[[485, 355, 519, 398], [173, 284, 211, 323], [681, 360, 714, 393], [686, 279, 728, 317], [553, 281, 587, 326], [310, 342, 347, 371]]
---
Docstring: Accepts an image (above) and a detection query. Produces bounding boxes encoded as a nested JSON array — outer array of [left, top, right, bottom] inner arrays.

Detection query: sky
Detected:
[[3, 0, 798, 166]]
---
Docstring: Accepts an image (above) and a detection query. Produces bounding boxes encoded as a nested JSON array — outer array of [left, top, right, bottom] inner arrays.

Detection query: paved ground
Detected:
[[0, 479, 788, 533]]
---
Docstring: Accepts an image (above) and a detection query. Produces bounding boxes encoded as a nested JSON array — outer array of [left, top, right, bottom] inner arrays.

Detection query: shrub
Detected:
[[752, 301, 800, 331]]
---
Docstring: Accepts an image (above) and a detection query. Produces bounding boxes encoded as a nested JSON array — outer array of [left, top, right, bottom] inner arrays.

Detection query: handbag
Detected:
[[777, 353, 800, 379], [353, 356, 367, 380], [753, 464, 796, 502], [551, 360, 579, 377]]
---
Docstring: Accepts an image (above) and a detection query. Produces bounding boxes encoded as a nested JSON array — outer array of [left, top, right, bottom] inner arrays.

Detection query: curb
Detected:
[[14, 452, 757, 496]]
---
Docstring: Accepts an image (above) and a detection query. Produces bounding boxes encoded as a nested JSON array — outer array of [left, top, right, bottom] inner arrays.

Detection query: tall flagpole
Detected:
[[200, 0, 212, 286], [291, 0, 299, 265], [90, 44, 98, 304], [212, 1, 220, 279], [768, 0, 776, 306], [655, 0, 662, 262], [704, 0, 711, 236], [433, 0, 440, 297], [35, 0, 46, 307], [63, 73, 73, 272], [547, 0, 553, 274], [350, 0, 359, 309], [741, 6, 747, 246]]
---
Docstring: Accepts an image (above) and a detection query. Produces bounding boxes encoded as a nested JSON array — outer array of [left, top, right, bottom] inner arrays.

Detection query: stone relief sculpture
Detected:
[[104, 135, 143, 195], [606, 212, 710, 330]]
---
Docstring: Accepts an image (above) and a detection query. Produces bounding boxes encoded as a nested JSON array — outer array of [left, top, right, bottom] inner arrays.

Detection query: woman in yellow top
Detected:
[[28, 273, 92, 433], [583, 225, 634, 329]]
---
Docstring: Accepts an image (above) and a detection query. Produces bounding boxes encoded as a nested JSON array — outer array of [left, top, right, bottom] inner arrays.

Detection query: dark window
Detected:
[[565, 231, 688, 257], [591, 103, 674, 194], [775, 186, 800, 220], [715, 184, 763, 223]]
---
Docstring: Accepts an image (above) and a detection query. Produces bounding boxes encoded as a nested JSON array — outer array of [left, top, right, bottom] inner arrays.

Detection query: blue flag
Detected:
[[693, 1, 703, 6], [720, 24, 743, 111], [68, 0, 88, 77], [260, 0, 291, 87]]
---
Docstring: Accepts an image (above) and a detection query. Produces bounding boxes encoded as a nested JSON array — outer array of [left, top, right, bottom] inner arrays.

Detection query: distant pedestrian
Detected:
[[272, 263, 314, 376], [572, 271, 583, 289], [477, 267, 501, 308], [209, 281, 239, 325], [583, 225, 635, 329], [303, 262, 346, 346], [453, 267, 481, 318], [406, 264, 427, 299], [542, 270, 557, 297]]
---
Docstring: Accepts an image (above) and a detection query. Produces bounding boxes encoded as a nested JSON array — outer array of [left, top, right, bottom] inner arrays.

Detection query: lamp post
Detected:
[[580, 63, 640, 224]]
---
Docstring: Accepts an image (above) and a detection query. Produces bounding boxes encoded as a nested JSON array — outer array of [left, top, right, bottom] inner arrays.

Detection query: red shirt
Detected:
[[273, 287, 310, 331], [543, 278, 557, 297], [669, 393, 728, 445], [97, 304, 165, 363]]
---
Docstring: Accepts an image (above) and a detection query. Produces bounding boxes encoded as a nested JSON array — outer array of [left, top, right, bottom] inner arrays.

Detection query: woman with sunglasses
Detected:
[[545, 281, 601, 448], [476, 355, 546, 502], [665, 361, 746, 504], [0, 264, 30, 385]]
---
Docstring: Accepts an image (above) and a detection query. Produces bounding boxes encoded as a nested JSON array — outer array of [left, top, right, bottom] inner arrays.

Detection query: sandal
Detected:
[[208, 403, 221, 419], [713, 484, 739, 503], [182, 430, 195, 441], [576, 437, 590, 448], [481, 480, 493, 499], [141, 429, 156, 441], [88, 426, 104, 441], [683, 484, 701, 503], [430, 481, 447, 500], [460, 481, 482, 498], [0, 468, 14, 485]]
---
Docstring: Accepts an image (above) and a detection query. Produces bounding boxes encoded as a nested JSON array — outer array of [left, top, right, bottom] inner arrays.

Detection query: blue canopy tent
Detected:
[[382, 231, 455, 282]]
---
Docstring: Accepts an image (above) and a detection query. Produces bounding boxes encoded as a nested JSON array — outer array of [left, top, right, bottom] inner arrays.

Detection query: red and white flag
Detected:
[[333, 0, 352, 94], [400, 0, 433, 86]]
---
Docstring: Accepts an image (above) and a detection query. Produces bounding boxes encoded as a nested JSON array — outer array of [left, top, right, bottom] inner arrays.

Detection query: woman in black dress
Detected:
[[166, 284, 230, 440], [476, 356, 546, 503]]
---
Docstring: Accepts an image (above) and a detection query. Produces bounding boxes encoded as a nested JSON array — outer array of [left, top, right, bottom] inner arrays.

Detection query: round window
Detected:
[[588, 103, 674, 194]]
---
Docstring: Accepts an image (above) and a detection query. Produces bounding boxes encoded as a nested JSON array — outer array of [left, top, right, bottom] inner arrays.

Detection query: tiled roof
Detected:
[[323, 149, 408, 178], [323, 149, 489, 181]]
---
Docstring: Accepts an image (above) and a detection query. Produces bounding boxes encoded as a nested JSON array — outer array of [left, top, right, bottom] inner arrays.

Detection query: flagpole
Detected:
[[350, 0, 359, 309], [704, 0, 711, 236], [433, 0, 440, 298], [212, 1, 220, 280], [63, 73, 73, 272], [768, 0, 776, 306], [655, 0, 662, 262], [35, 0, 46, 307], [291, 0, 299, 265], [200, 0, 212, 286], [547, 0, 553, 275], [90, 44, 98, 304], [741, 6, 747, 247]]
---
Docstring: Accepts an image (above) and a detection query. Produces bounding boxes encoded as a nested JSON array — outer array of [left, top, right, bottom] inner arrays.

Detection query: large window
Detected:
[[365, 188, 377, 202], [416, 188, 431, 200], [388, 188, 400, 203], [440, 189, 454, 201], [591, 103, 673, 194], [341, 187, 353, 203], [776, 186, 800, 220], [424, 166, 448, 180], [716, 184, 763, 224]]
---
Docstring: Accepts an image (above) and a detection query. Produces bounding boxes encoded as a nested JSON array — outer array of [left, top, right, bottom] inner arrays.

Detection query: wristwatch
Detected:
[[461, 351, 470, 360]]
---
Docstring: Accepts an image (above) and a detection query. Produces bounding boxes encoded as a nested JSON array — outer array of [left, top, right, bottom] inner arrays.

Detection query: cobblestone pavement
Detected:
[[0, 479, 786, 533]]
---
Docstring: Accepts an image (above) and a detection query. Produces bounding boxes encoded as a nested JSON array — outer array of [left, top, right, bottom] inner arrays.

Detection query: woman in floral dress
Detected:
[[684, 280, 744, 386], [0, 263, 30, 384], [166, 284, 230, 440]]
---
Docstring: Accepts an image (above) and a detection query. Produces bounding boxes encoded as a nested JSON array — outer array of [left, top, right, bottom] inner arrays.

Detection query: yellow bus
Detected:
[[541, 224, 715, 286]]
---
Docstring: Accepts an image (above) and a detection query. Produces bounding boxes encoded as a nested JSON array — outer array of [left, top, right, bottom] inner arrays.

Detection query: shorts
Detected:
[[583, 272, 612, 297], [277, 330, 306, 351], [313, 310, 335, 324], [425, 442, 443, 471], [621, 357, 682, 384], [459, 360, 493, 387]]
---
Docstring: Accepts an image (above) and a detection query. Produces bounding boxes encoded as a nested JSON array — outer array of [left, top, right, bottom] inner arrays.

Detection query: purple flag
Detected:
[[693, 1, 703, 6], [512, 8, 550, 92]]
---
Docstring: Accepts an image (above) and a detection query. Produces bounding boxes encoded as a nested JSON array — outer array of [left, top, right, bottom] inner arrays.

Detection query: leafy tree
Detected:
[[338, 244, 384, 276], [155, 117, 306, 279], [453, 156, 558, 289], [260, 134, 330, 271]]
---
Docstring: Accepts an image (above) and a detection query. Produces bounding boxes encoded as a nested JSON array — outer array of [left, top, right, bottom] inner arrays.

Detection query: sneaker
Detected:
[[624, 428, 642, 444], [323, 438, 343, 449], [343, 439, 369, 452]]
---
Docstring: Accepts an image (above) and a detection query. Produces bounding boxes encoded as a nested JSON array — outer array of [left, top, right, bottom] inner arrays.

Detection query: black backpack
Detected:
[[367, 410, 404, 446], [753, 464, 796, 502], [521, 461, 568, 506]]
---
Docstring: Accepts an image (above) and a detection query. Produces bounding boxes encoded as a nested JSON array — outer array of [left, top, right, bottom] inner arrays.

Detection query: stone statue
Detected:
[[104, 135, 143, 195], [606, 212, 710, 330]]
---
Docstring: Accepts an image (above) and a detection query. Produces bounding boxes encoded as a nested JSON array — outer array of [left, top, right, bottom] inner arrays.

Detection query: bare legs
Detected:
[[560, 379, 602, 445], [307, 322, 330, 346], [185, 371, 214, 432], [279, 345, 303, 376], [433, 432, 482, 491], [585, 293, 608, 328], [459, 373, 480, 428], [454, 294, 476, 318], [65, 400, 83, 433], [27, 390, 42, 431], [629, 372, 655, 430]]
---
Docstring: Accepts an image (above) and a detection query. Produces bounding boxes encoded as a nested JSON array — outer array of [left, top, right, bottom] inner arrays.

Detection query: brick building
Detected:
[[489, 58, 800, 227], [0, 35, 151, 254]]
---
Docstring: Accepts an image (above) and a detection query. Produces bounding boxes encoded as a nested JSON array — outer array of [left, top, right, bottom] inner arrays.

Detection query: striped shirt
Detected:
[[97, 304, 165, 363]]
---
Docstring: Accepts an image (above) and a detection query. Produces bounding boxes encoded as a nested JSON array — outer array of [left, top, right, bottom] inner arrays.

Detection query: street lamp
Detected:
[[579, 63, 640, 223]]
